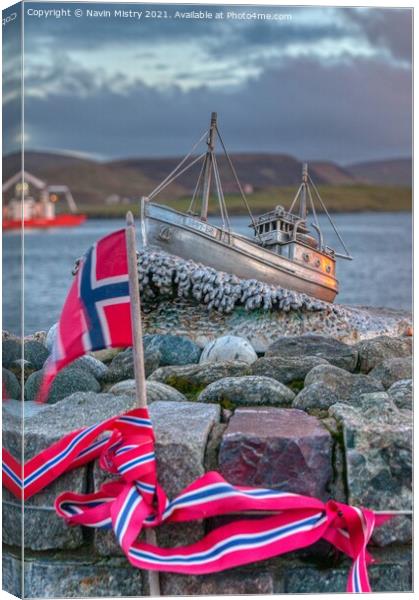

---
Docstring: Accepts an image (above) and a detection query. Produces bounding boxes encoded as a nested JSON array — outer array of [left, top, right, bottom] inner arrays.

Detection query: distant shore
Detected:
[[77, 184, 412, 219]]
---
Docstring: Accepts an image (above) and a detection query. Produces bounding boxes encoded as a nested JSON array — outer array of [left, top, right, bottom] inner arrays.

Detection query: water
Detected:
[[2, 212, 412, 335]]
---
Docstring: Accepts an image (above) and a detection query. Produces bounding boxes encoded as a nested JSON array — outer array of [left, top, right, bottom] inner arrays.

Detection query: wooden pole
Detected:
[[126, 211, 161, 597]]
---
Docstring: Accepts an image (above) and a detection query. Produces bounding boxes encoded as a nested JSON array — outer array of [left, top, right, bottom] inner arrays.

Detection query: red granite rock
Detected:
[[219, 407, 332, 500]]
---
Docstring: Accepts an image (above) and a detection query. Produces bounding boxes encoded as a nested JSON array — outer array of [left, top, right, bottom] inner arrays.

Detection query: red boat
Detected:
[[2, 171, 86, 230], [3, 214, 86, 230]]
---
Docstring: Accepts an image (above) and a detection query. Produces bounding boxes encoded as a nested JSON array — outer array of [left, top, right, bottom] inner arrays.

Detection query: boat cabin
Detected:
[[250, 205, 336, 277]]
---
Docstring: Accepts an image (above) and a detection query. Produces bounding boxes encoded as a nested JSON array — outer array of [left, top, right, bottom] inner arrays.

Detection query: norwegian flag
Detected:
[[37, 229, 133, 402]]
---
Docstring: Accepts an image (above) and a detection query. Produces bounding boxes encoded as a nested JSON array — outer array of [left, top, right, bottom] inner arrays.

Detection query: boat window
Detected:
[[272, 221, 277, 230]]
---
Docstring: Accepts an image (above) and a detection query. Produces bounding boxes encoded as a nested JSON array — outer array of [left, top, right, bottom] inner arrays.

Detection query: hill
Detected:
[[2, 151, 176, 205], [3, 150, 357, 205], [2, 151, 411, 213], [346, 158, 411, 186], [111, 153, 356, 193]]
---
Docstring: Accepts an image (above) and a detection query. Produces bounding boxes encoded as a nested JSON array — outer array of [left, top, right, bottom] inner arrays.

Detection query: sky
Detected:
[[3, 2, 412, 163]]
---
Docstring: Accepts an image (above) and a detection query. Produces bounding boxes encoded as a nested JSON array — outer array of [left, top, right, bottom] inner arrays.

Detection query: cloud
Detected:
[[23, 54, 411, 163], [19, 5, 411, 162], [346, 8, 412, 63], [205, 14, 351, 58], [3, 4, 23, 154]]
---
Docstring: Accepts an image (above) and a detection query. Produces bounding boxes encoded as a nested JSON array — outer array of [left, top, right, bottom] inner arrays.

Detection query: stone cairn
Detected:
[[2, 251, 412, 597]]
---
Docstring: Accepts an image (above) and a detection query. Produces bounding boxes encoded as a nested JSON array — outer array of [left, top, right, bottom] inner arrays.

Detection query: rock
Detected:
[[148, 361, 251, 397], [388, 379, 412, 410], [108, 379, 138, 396], [103, 346, 161, 383], [146, 334, 201, 366], [204, 422, 227, 471], [23, 340, 50, 370], [150, 400, 220, 495], [73, 355, 109, 381], [41, 391, 137, 426], [293, 382, 340, 411], [91, 348, 122, 364], [265, 335, 358, 372], [3, 551, 144, 598], [160, 571, 274, 595], [198, 376, 295, 408], [372, 515, 412, 547], [151, 400, 220, 548], [2, 338, 21, 368], [199, 335, 257, 365], [325, 422, 347, 504], [219, 407, 332, 499], [30, 330, 48, 345], [251, 356, 329, 390], [355, 335, 412, 373], [3, 392, 126, 551], [144, 348, 162, 375], [93, 400, 219, 555], [3, 392, 138, 551], [109, 379, 187, 403], [90, 347, 122, 363], [24, 367, 101, 403], [329, 393, 412, 545], [146, 381, 188, 403], [300, 364, 384, 409], [221, 408, 233, 422], [104, 347, 135, 382], [45, 322, 58, 351], [369, 357, 412, 389], [3, 399, 46, 419], [2, 368, 21, 400], [9, 358, 37, 381], [283, 546, 412, 593], [2, 330, 15, 340], [2, 400, 99, 550]]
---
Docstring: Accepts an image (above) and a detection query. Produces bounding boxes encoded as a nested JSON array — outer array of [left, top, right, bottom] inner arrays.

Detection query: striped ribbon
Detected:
[[2, 407, 392, 592]]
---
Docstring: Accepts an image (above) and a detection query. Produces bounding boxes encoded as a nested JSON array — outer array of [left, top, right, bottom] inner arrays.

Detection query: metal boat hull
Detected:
[[142, 202, 338, 302]]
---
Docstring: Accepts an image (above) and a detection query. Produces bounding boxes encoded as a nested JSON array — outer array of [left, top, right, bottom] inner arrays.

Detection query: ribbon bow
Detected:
[[3, 407, 392, 593]]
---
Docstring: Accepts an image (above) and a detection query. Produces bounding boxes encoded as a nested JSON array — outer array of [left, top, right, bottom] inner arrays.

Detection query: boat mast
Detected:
[[200, 112, 217, 221], [299, 162, 308, 219]]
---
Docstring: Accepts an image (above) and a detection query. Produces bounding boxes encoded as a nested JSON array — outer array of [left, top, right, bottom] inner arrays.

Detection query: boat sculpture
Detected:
[[140, 113, 352, 303], [2, 171, 86, 230]]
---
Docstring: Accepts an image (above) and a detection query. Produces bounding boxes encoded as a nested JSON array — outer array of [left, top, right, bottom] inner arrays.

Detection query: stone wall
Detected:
[[2, 330, 412, 597]]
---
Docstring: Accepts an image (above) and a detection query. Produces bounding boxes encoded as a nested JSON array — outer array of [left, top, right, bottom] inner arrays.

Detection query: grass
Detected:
[[78, 184, 411, 219]]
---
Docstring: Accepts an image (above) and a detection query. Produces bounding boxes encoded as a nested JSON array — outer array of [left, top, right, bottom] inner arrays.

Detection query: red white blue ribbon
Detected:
[[2, 407, 392, 592]]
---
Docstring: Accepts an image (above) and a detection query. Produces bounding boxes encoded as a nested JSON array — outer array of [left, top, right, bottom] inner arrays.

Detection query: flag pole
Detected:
[[126, 211, 161, 597]]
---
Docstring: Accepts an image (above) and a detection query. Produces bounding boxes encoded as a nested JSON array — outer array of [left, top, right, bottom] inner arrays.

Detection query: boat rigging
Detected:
[[140, 113, 352, 303]]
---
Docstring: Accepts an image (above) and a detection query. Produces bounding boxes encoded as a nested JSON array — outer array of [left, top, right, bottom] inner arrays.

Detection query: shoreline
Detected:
[[79, 206, 413, 219], [74, 184, 412, 219]]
